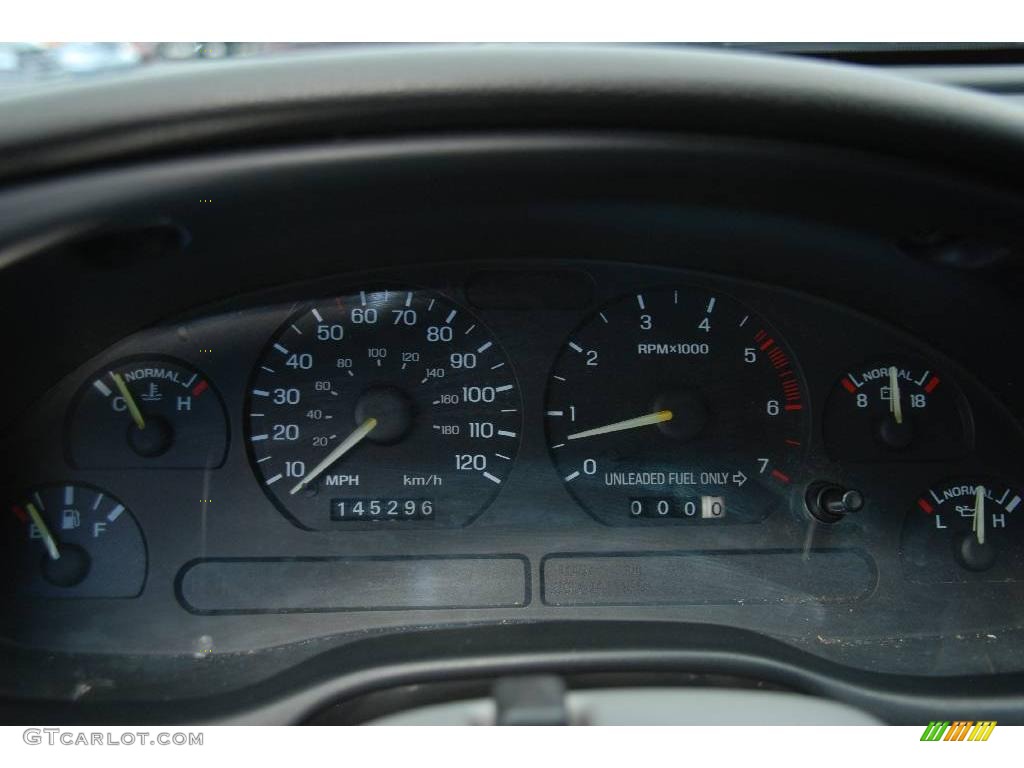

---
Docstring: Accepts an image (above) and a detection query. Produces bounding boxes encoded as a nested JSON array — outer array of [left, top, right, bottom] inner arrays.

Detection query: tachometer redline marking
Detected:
[[771, 469, 791, 484], [841, 377, 857, 393], [924, 375, 941, 393]]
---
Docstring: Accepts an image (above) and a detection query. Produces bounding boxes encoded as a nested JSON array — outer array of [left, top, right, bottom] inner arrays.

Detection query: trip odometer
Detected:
[[545, 286, 807, 526], [247, 289, 521, 529]]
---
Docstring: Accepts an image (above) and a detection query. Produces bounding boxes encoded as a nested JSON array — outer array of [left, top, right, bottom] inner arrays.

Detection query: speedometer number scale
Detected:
[[247, 290, 521, 528], [545, 287, 807, 525]]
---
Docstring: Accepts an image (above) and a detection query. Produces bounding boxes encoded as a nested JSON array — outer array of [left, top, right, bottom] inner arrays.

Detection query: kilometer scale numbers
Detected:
[[246, 290, 522, 528], [545, 286, 808, 525]]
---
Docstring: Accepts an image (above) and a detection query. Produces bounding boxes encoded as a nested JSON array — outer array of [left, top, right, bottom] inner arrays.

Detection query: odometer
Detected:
[[545, 286, 807, 525], [247, 289, 521, 529]]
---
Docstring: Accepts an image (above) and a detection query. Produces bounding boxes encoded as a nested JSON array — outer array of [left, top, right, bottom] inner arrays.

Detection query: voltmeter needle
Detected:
[[25, 502, 60, 560], [567, 410, 673, 441], [111, 372, 146, 430], [888, 365, 904, 425], [289, 417, 378, 495]]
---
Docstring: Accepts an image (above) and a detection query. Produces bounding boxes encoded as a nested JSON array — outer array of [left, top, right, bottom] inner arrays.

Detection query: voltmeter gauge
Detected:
[[900, 479, 1024, 583], [66, 356, 228, 469], [5, 484, 146, 597], [823, 359, 970, 461]]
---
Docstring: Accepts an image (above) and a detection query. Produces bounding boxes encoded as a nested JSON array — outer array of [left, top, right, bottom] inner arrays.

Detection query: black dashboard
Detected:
[[4, 46, 1024, 724]]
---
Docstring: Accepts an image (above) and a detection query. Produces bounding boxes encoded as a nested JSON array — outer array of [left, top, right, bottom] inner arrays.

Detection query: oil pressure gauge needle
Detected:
[[974, 485, 986, 545], [289, 417, 378, 495], [25, 502, 60, 560], [111, 371, 146, 430], [888, 365, 903, 425], [567, 410, 673, 441]]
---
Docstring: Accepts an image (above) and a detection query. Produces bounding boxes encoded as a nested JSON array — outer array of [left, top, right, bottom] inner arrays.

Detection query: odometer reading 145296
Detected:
[[545, 286, 808, 526], [246, 289, 522, 529]]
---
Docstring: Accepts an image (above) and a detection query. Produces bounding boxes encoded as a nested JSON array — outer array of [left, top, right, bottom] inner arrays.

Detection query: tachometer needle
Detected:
[[888, 365, 903, 425], [974, 485, 986, 546], [111, 372, 146, 430], [289, 416, 378, 495], [25, 502, 60, 560], [567, 410, 673, 441]]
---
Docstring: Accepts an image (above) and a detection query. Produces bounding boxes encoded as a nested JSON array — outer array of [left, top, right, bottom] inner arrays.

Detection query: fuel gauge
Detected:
[[823, 359, 969, 461], [66, 356, 228, 468], [5, 484, 146, 597], [901, 478, 1023, 583]]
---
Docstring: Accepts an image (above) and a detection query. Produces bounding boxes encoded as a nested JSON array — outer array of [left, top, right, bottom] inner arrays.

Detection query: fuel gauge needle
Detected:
[[888, 365, 904, 425], [289, 417, 378, 495], [974, 485, 986, 545], [567, 410, 673, 441], [111, 372, 146, 430], [25, 502, 60, 560]]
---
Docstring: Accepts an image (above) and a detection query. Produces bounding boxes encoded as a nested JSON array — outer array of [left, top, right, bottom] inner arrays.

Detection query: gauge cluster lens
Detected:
[[67, 357, 228, 468], [545, 286, 807, 525], [901, 479, 1024, 583], [823, 360, 969, 461], [5, 484, 146, 597], [246, 289, 522, 529]]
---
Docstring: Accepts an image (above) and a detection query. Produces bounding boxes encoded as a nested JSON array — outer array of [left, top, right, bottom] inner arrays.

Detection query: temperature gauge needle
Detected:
[[888, 365, 903, 425], [290, 417, 378, 495], [111, 372, 146, 430], [974, 485, 986, 545], [25, 502, 60, 560], [567, 409, 673, 441]]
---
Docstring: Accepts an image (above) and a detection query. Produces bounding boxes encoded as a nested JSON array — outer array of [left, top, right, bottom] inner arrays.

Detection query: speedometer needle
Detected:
[[567, 410, 673, 441], [888, 365, 903, 425], [289, 417, 378, 495]]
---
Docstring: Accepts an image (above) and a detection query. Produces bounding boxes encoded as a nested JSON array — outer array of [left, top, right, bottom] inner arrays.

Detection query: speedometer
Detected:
[[545, 286, 808, 525], [246, 289, 521, 529]]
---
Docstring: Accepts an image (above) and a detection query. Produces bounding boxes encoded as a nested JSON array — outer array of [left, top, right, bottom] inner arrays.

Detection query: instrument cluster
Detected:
[[3, 261, 1023, 677]]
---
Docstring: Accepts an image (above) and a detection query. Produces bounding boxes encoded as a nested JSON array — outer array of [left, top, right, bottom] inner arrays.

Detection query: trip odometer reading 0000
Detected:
[[545, 286, 808, 525], [247, 289, 522, 529]]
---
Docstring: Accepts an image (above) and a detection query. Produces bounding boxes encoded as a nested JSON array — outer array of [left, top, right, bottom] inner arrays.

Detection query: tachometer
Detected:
[[246, 289, 521, 529], [545, 286, 807, 525]]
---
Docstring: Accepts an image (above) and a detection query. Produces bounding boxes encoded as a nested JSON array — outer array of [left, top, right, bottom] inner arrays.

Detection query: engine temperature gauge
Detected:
[[66, 356, 228, 469], [901, 479, 1023, 583], [823, 359, 969, 461]]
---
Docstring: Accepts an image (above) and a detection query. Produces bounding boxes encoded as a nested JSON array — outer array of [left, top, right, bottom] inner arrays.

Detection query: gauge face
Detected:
[[247, 289, 522, 529], [67, 356, 228, 469], [901, 479, 1024, 583], [5, 484, 146, 598], [545, 286, 807, 525], [823, 360, 969, 461]]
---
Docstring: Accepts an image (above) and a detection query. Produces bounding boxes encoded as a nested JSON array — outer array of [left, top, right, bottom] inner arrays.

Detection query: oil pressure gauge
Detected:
[[823, 358, 970, 461], [901, 478, 1023, 583]]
